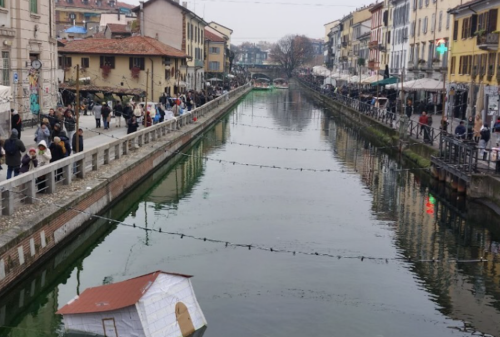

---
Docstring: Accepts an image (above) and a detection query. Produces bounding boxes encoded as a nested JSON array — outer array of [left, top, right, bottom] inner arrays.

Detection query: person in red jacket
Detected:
[[418, 112, 428, 135]]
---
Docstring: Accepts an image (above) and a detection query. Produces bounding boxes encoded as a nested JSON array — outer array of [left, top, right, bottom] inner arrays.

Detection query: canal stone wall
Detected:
[[297, 80, 438, 168], [0, 85, 252, 294]]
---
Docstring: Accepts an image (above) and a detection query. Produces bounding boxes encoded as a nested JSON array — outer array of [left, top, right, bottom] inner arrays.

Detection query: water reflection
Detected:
[[328, 118, 500, 335]]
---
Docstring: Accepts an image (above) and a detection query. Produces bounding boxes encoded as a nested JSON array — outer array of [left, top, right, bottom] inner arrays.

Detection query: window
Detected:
[[210, 47, 220, 54], [410, 21, 415, 37], [488, 9, 498, 33], [470, 14, 478, 36], [415, 44, 420, 63], [413, 0, 417, 10], [425, 0, 429, 6], [431, 13, 435, 32], [165, 68, 171, 80], [438, 11, 442, 32], [81, 57, 89, 68], [0, 0, 4, 7], [418, 18, 421, 36], [447, 12, 451, 29], [450, 56, 456, 74], [461, 17, 470, 39], [453, 20, 458, 39], [100, 56, 115, 68], [1, 51, 9, 86], [488, 53, 496, 75], [419, 0, 422, 8], [60, 56, 72, 68], [30, 0, 37, 13], [423, 16, 428, 34], [481, 53, 487, 75], [458, 56, 463, 74], [190, 24, 194, 41], [129, 57, 145, 70], [209, 61, 220, 71]]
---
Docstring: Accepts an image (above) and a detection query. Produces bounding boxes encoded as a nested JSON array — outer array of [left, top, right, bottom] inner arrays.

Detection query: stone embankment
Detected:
[[0, 84, 251, 294]]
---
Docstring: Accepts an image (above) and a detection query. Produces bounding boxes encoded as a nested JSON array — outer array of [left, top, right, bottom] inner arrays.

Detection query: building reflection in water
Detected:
[[327, 118, 500, 335]]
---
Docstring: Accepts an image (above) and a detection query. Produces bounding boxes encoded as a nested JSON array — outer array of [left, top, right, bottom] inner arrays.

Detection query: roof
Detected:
[[56, 0, 135, 11], [106, 23, 129, 33], [449, 0, 486, 13], [369, 2, 384, 12], [132, 0, 208, 25], [56, 271, 193, 315], [209, 21, 233, 33], [205, 29, 225, 43], [65, 26, 88, 34], [59, 35, 187, 58]]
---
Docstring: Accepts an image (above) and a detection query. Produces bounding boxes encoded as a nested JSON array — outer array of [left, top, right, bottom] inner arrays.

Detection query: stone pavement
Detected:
[[0, 114, 130, 182]]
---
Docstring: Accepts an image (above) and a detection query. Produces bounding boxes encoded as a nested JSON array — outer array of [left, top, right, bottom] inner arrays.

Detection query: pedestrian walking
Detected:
[[455, 121, 467, 139], [102, 102, 111, 129], [474, 114, 483, 143], [92, 102, 102, 128], [72, 129, 84, 153], [3, 129, 26, 179], [64, 110, 76, 148], [479, 124, 491, 160], [466, 116, 474, 140], [20, 148, 38, 174], [35, 122, 52, 147], [418, 112, 428, 135], [11, 109, 22, 140], [114, 100, 123, 127]]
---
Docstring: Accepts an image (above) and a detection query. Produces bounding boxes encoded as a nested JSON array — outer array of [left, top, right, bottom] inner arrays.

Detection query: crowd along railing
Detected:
[[0, 83, 251, 217]]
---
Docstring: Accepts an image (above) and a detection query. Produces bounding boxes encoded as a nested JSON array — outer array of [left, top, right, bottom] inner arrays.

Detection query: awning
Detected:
[[361, 74, 383, 84], [59, 83, 144, 96], [371, 77, 398, 86], [65, 26, 87, 34]]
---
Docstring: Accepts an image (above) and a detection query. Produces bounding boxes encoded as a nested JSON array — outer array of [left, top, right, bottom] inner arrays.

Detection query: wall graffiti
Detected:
[[28, 68, 40, 115]]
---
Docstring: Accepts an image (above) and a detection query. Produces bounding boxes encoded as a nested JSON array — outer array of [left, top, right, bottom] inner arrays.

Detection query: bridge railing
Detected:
[[0, 83, 251, 217]]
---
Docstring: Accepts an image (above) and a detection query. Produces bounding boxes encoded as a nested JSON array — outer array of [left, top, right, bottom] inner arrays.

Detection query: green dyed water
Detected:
[[1, 87, 500, 337]]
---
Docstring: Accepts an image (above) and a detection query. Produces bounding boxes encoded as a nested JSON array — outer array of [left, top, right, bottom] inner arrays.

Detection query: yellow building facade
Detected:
[[448, 0, 500, 119], [59, 36, 187, 100]]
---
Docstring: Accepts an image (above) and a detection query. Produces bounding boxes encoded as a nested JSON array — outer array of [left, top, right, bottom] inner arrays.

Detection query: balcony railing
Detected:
[[369, 41, 378, 49], [194, 59, 204, 68], [477, 33, 499, 51]]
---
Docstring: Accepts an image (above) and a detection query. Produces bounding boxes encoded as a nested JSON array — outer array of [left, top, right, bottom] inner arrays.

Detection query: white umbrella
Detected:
[[402, 78, 444, 92], [360, 74, 383, 84]]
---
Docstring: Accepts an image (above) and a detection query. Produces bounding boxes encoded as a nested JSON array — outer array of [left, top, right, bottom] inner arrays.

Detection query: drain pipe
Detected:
[[150, 58, 154, 101]]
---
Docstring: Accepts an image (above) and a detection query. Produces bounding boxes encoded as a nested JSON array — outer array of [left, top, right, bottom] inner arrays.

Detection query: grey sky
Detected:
[[124, 0, 369, 43]]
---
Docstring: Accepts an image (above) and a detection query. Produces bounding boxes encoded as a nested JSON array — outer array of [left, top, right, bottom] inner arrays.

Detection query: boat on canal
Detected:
[[252, 78, 273, 90], [57, 271, 207, 337], [273, 78, 289, 89]]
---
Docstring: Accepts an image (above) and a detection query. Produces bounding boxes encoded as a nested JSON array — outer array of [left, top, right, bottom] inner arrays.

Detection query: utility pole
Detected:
[[145, 68, 149, 104], [76, 64, 80, 153]]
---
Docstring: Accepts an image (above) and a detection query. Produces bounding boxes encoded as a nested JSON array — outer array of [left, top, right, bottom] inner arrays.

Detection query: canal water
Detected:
[[2, 86, 500, 337]]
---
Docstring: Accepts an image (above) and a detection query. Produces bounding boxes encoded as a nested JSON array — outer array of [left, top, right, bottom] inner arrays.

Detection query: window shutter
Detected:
[[471, 14, 478, 37], [453, 20, 459, 40], [488, 9, 498, 33], [129, 57, 133, 69]]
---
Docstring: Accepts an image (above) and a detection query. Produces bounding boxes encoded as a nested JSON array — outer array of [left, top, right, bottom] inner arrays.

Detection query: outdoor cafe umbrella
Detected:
[[361, 74, 383, 84], [401, 78, 444, 92]]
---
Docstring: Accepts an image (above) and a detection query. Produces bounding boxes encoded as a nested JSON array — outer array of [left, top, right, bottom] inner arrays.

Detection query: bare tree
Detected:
[[270, 35, 315, 78]]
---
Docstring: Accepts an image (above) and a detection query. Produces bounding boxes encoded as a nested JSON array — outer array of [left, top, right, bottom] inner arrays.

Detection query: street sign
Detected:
[[13, 72, 18, 83]]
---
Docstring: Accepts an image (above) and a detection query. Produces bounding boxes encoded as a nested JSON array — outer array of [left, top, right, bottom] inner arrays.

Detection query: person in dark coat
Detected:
[[64, 110, 76, 148], [127, 116, 139, 134], [3, 129, 26, 179], [72, 129, 84, 153], [114, 101, 123, 127], [51, 123, 62, 141], [59, 131, 72, 157], [455, 121, 467, 139], [11, 109, 22, 140], [101, 102, 111, 129]]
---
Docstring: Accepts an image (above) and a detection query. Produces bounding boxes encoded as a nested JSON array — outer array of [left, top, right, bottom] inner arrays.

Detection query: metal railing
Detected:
[[298, 78, 442, 145], [0, 83, 251, 216]]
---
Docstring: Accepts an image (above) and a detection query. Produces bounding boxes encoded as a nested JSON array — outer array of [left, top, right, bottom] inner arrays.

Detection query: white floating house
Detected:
[[57, 271, 207, 337]]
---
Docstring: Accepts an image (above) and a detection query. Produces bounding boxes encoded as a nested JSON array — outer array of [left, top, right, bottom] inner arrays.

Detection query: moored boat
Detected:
[[252, 78, 273, 90], [273, 78, 289, 89]]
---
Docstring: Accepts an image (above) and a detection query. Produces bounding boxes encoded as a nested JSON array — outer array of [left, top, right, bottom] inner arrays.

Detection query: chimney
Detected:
[[182, 1, 187, 7], [139, 1, 145, 37]]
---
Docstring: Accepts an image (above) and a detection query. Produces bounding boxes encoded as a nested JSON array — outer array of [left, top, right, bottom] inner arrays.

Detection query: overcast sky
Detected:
[[124, 0, 370, 44]]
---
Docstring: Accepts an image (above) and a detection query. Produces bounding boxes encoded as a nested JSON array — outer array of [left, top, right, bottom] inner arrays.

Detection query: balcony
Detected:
[[378, 44, 386, 52], [477, 33, 499, 51], [369, 41, 378, 49], [341, 41, 348, 48], [194, 59, 204, 68]]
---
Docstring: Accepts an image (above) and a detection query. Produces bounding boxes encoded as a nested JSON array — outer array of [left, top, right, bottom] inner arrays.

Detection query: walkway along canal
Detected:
[[0, 86, 499, 336], [297, 77, 500, 209]]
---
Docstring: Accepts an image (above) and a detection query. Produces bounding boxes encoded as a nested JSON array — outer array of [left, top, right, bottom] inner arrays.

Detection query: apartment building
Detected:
[[133, 0, 207, 92], [204, 29, 226, 76], [448, 0, 500, 120], [352, 14, 372, 76], [0, 0, 58, 129], [340, 14, 353, 74], [390, 0, 411, 78], [55, 0, 134, 37], [368, 2, 385, 73], [409, 0, 456, 80]]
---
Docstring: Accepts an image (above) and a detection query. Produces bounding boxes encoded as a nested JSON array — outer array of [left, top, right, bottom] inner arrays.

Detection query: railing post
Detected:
[[1, 188, 13, 216], [46, 170, 56, 194], [25, 179, 36, 204], [76, 158, 85, 179], [63, 164, 72, 185], [115, 144, 121, 159], [103, 148, 110, 165], [92, 153, 98, 171]]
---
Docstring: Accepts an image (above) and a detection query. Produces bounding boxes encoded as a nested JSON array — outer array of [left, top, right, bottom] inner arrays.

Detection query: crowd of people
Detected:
[[0, 84, 242, 181], [299, 73, 500, 161]]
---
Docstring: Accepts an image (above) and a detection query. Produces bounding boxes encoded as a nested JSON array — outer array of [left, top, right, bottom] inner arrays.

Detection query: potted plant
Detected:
[[418, 59, 426, 69], [131, 66, 141, 79], [475, 29, 487, 44], [101, 64, 112, 78]]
